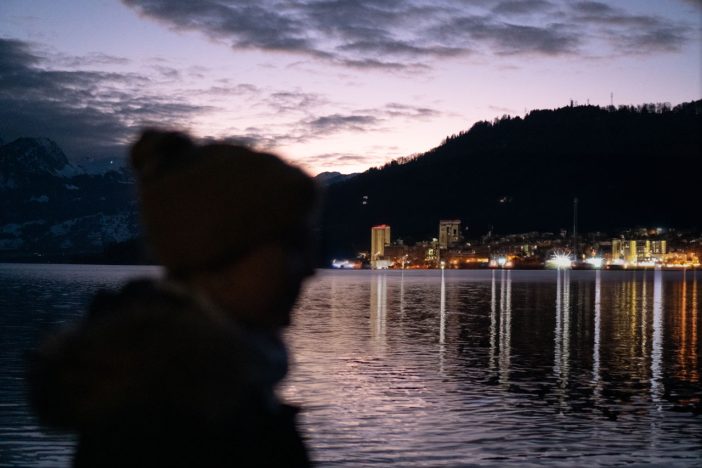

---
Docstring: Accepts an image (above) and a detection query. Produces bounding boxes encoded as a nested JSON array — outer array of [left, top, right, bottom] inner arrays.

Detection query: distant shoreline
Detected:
[[1, 261, 698, 273]]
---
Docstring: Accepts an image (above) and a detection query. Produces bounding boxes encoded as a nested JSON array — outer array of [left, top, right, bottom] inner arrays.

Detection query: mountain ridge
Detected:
[[1, 101, 700, 263], [0, 137, 139, 260], [320, 101, 702, 258]]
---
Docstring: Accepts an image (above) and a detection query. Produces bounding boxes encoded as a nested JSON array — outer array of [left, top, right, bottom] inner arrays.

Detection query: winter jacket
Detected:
[[26, 279, 310, 467]]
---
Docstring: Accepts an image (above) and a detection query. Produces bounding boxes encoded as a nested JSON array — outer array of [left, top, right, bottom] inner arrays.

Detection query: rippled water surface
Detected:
[[1, 264, 700, 466]]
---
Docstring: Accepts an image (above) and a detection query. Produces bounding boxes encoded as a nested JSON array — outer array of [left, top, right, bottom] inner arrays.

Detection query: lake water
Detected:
[[0, 264, 700, 466]]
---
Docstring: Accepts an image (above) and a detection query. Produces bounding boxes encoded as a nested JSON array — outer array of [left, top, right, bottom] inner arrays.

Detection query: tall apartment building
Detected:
[[371, 225, 391, 268], [439, 220, 462, 249], [611, 238, 667, 264]]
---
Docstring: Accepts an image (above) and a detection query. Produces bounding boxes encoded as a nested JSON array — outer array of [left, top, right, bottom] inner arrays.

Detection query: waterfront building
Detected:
[[611, 238, 669, 265], [439, 220, 462, 249], [371, 225, 391, 269]]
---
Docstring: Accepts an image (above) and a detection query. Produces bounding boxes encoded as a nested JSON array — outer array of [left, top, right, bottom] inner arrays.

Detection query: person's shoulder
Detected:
[[89, 278, 203, 320], [26, 278, 248, 428], [84, 277, 248, 363]]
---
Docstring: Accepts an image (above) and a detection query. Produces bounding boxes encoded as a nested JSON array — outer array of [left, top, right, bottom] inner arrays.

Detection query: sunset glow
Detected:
[[1, 0, 700, 174]]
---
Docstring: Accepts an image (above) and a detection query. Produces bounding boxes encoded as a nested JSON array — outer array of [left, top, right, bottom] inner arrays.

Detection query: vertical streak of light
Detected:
[[593, 270, 601, 400], [642, 270, 648, 362], [376, 274, 382, 337], [562, 269, 570, 388], [371, 273, 387, 344], [554, 269, 563, 378], [631, 272, 638, 359], [690, 272, 698, 381], [651, 269, 663, 407], [499, 269, 512, 385], [679, 270, 687, 379], [499, 269, 506, 382], [489, 269, 497, 372], [400, 269, 405, 320], [438, 268, 446, 374], [380, 274, 387, 338], [506, 270, 512, 375], [440, 268, 446, 346]]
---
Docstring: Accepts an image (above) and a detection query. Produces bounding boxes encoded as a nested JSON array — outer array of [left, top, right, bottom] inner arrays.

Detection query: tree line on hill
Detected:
[[319, 100, 702, 261]]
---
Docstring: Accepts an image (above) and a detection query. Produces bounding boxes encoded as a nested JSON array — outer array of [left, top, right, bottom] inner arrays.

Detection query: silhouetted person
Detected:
[[27, 130, 318, 467]]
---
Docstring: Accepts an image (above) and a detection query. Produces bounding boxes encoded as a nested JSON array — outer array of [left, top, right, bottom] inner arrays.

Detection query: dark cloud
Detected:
[[339, 57, 430, 72], [433, 15, 580, 55], [0, 38, 209, 162], [307, 114, 379, 133], [51, 52, 131, 68], [337, 40, 465, 59], [572, 1, 613, 15], [301, 103, 442, 138], [619, 26, 688, 53], [219, 102, 445, 150], [569, 1, 690, 53], [679, 0, 702, 8], [123, 0, 315, 53], [306, 153, 370, 164], [376, 103, 440, 119], [193, 82, 261, 98], [492, 0, 554, 16], [151, 65, 181, 80], [122, 0, 693, 67], [304, 152, 372, 166], [265, 91, 327, 114]]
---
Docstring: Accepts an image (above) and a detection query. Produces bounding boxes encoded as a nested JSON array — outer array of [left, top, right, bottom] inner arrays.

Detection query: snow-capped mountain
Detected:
[[0, 137, 139, 260]]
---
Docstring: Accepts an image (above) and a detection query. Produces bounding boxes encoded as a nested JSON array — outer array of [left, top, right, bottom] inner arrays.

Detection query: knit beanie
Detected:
[[130, 130, 318, 275]]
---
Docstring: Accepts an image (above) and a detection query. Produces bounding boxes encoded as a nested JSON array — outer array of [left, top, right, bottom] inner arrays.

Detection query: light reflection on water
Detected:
[[0, 265, 700, 466], [284, 268, 701, 466]]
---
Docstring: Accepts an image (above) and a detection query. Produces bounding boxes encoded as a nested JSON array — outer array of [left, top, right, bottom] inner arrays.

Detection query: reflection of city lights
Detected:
[[585, 257, 604, 269], [440, 260, 446, 270]]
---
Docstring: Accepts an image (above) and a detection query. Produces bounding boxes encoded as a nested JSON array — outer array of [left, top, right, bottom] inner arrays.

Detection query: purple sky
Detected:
[[1, 0, 700, 174]]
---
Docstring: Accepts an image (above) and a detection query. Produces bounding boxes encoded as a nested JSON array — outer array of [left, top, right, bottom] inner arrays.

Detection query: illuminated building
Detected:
[[628, 240, 637, 264], [439, 220, 462, 249], [370, 225, 391, 269], [611, 239, 622, 260], [651, 240, 667, 255], [611, 238, 669, 266]]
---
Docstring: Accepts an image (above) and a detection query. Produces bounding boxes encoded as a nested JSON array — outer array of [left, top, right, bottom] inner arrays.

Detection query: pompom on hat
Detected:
[[131, 130, 318, 275]]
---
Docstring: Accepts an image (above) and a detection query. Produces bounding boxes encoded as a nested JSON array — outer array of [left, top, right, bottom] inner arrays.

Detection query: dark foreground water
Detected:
[[0, 265, 700, 466]]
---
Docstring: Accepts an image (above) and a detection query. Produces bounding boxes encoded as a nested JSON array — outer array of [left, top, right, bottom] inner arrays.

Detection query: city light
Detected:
[[331, 259, 362, 269], [584, 257, 604, 269], [366, 222, 700, 270], [547, 253, 572, 269]]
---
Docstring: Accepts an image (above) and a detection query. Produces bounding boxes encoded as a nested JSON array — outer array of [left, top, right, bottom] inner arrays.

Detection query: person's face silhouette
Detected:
[[190, 220, 315, 329]]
